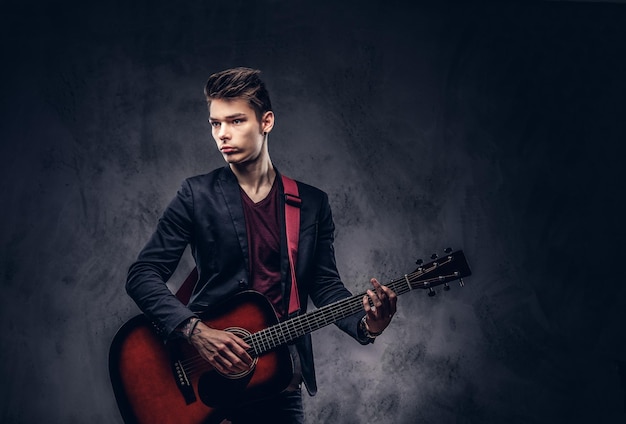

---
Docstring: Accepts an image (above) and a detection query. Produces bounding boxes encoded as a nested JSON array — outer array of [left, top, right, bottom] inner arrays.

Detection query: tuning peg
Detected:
[[444, 247, 452, 254], [415, 258, 423, 266], [431, 253, 438, 260], [443, 283, 450, 291], [459, 278, 465, 287], [428, 288, 436, 297]]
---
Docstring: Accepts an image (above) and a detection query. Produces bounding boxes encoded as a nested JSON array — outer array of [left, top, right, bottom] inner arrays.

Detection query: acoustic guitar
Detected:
[[109, 249, 471, 423]]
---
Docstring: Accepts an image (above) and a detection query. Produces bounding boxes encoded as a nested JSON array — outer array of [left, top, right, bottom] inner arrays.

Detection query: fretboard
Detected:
[[242, 253, 463, 357]]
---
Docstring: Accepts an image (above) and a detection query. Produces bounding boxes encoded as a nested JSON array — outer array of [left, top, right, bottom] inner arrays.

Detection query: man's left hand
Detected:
[[362, 278, 397, 335]]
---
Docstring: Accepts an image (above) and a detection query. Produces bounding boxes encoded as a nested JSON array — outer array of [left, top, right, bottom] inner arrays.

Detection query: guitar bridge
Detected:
[[172, 359, 197, 405]]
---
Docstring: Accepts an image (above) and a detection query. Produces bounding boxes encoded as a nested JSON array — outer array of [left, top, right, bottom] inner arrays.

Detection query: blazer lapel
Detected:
[[217, 167, 250, 276]]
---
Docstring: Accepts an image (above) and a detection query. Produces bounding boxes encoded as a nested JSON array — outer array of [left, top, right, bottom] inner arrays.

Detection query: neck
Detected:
[[230, 153, 276, 202]]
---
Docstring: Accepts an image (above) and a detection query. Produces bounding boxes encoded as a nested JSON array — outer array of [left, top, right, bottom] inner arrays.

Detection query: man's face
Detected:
[[208, 98, 273, 165]]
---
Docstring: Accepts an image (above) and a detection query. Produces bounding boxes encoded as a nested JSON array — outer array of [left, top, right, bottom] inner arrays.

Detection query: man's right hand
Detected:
[[189, 322, 254, 375]]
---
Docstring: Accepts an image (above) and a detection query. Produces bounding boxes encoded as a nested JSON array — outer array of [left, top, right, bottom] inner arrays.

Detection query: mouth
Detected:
[[220, 146, 237, 154]]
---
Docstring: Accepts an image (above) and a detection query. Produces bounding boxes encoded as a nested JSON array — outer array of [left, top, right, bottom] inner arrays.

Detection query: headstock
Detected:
[[408, 249, 471, 296]]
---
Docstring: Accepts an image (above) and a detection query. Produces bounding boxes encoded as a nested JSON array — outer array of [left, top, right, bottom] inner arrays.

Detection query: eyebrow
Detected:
[[209, 113, 247, 121]]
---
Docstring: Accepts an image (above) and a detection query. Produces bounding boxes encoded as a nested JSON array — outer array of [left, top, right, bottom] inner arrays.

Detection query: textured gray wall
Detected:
[[1, 1, 625, 423]]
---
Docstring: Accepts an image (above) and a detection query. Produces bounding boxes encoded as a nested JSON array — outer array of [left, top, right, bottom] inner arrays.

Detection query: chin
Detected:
[[225, 155, 255, 165], [222, 154, 241, 163]]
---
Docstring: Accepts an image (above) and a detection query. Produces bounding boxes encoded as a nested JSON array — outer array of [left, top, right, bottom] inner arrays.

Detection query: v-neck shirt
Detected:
[[240, 179, 284, 318]]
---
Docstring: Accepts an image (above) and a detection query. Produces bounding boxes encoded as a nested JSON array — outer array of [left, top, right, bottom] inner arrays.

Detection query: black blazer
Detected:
[[126, 166, 368, 395]]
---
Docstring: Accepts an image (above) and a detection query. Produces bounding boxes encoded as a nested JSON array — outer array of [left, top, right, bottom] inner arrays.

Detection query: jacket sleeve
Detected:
[[126, 180, 198, 339], [306, 192, 372, 345]]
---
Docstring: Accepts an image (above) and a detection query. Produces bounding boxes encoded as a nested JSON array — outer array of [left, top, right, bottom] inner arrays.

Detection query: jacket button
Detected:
[[238, 279, 248, 289]]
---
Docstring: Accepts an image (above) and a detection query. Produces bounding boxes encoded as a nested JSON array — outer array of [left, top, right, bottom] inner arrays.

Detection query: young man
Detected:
[[126, 67, 397, 423]]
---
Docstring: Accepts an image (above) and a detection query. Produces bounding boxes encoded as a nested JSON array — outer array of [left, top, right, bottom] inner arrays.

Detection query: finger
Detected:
[[362, 294, 376, 317], [222, 336, 254, 367], [367, 290, 389, 324], [226, 334, 253, 364], [211, 361, 228, 375], [200, 349, 230, 374], [372, 279, 397, 315], [220, 349, 250, 371], [209, 349, 251, 375], [366, 289, 383, 312], [371, 279, 389, 312], [380, 285, 398, 317], [371, 278, 385, 298]]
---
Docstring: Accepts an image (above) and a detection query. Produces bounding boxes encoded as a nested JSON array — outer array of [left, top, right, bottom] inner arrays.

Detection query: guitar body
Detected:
[[109, 291, 294, 424]]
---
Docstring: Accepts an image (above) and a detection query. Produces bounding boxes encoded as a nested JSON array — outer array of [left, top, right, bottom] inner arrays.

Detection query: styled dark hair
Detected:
[[204, 67, 272, 121]]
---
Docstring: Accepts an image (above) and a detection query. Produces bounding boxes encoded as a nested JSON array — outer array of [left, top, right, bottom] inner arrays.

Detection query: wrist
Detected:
[[360, 315, 383, 339], [177, 317, 201, 342]]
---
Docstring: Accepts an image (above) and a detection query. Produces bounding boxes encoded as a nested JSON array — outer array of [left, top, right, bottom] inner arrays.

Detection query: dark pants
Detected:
[[224, 388, 304, 424]]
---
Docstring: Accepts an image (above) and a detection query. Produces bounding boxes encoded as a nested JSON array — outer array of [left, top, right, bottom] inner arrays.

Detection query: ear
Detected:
[[261, 111, 275, 134]]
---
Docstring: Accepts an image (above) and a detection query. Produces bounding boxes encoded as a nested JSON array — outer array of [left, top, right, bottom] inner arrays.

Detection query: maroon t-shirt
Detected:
[[240, 181, 285, 318]]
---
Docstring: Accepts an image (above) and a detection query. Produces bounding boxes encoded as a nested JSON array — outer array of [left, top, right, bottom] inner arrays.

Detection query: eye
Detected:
[[233, 119, 243, 125], [210, 121, 220, 128]]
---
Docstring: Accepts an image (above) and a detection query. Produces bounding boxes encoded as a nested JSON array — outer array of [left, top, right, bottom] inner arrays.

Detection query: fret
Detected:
[[260, 329, 271, 352], [277, 322, 288, 345], [268, 326, 279, 349], [403, 274, 412, 292], [253, 336, 260, 356], [302, 316, 313, 335]]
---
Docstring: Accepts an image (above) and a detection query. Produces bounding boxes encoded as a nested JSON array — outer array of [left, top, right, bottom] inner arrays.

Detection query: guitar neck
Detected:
[[242, 290, 371, 357], [244, 250, 469, 357]]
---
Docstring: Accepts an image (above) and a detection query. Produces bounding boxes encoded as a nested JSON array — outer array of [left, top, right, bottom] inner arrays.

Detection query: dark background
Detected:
[[1, 0, 625, 423]]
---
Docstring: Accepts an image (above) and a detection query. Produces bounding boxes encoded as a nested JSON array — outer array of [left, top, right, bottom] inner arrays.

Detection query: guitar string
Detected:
[[176, 258, 461, 375]]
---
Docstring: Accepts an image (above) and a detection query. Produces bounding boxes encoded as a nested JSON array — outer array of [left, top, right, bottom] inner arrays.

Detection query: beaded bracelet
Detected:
[[360, 315, 383, 339], [181, 317, 201, 342]]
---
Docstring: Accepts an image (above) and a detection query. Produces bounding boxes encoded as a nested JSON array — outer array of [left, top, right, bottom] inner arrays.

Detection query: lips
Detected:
[[220, 146, 237, 154]]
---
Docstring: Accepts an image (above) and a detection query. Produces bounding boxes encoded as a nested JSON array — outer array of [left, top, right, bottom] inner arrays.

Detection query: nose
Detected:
[[217, 123, 230, 141]]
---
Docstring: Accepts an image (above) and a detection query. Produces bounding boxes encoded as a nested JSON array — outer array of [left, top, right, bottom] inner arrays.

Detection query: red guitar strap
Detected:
[[175, 175, 302, 316], [281, 175, 301, 316]]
